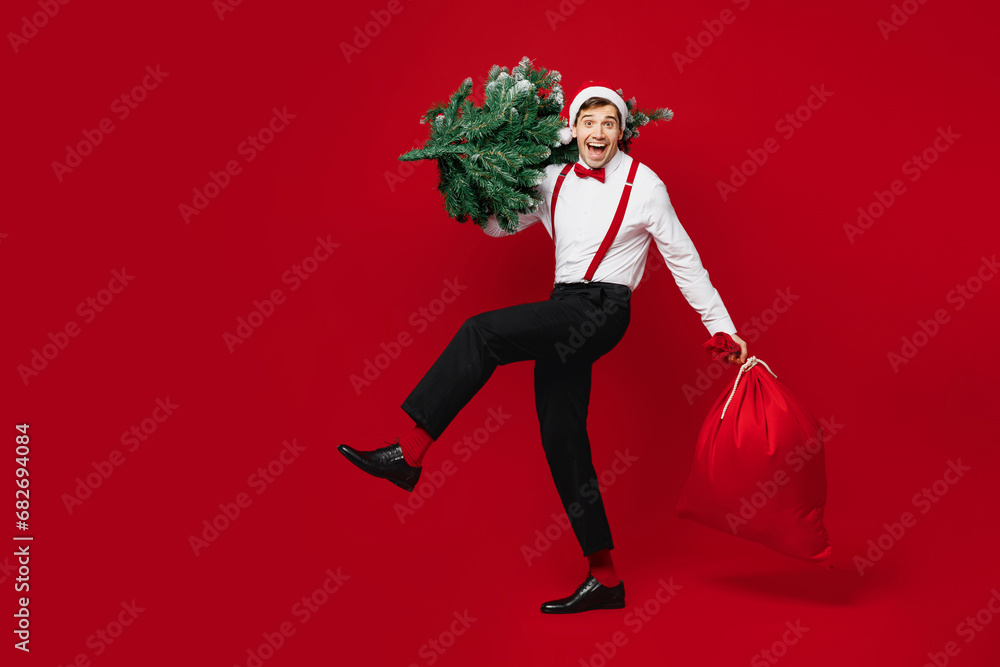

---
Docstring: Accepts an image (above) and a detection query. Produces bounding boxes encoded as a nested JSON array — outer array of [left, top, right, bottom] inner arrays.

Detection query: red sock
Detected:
[[398, 424, 434, 467], [587, 549, 620, 587]]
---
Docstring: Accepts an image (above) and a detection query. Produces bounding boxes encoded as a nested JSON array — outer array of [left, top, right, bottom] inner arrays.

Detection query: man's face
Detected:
[[572, 103, 623, 169]]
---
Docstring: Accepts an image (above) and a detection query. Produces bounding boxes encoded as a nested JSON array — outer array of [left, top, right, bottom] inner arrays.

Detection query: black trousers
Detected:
[[401, 281, 632, 556]]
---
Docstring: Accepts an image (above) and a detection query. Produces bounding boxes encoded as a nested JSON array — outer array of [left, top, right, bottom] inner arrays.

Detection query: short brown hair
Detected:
[[574, 97, 622, 127]]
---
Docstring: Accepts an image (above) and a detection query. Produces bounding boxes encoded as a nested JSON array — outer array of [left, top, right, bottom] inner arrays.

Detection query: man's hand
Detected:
[[725, 333, 749, 366]]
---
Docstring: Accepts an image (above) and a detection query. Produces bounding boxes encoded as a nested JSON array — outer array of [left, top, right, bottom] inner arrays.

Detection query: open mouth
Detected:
[[586, 142, 607, 160]]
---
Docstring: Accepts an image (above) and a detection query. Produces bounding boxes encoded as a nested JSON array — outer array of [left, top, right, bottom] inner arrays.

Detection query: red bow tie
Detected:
[[574, 163, 606, 183]]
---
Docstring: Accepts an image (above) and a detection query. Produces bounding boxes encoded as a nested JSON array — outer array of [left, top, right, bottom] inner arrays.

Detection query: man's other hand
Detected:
[[725, 333, 748, 366]]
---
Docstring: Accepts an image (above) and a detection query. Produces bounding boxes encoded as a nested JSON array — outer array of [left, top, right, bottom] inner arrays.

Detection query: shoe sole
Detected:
[[337, 445, 417, 493], [386, 477, 416, 493], [540, 600, 626, 614]]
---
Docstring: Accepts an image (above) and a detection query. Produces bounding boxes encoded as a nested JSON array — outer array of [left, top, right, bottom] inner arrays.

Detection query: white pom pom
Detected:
[[557, 126, 574, 145]]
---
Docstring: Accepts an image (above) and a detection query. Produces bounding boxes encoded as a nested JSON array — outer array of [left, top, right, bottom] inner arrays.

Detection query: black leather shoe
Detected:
[[337, 441, 422, 492], [540, 573, 625, 614]]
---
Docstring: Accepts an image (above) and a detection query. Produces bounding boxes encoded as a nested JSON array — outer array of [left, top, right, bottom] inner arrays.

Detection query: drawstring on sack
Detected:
[[721, 356, 778, 420]]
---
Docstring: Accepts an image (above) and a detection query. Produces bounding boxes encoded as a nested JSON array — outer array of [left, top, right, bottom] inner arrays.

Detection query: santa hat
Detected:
[[558, 80, 628, 145]]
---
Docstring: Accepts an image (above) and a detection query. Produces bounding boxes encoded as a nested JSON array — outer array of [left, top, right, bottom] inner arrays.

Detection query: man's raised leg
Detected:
[[400, 297, 602, 440], [339, 296, 600, 491]]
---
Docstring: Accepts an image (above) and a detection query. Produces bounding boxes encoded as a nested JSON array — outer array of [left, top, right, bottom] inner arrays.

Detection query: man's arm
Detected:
[[480, 168, 556, 238], [645, 181, 745, 358], [481, 210, 543, 237]]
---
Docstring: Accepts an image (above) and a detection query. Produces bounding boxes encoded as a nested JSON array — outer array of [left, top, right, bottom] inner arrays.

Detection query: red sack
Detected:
[[676, 356, 832, 566]]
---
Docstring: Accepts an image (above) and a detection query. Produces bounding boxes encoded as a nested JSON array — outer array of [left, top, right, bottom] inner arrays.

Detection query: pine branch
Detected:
[[400, 58, 666, 231]]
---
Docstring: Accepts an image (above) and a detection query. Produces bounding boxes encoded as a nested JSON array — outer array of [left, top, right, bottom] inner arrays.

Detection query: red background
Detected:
[[4, 0, 1000, 665]]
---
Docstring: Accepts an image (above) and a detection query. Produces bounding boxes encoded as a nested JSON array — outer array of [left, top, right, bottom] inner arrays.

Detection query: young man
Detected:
[[338, 82, 748, 614]]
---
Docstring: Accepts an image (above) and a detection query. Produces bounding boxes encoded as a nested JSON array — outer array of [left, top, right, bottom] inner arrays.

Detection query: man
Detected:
[[338, 82, 748, 614]]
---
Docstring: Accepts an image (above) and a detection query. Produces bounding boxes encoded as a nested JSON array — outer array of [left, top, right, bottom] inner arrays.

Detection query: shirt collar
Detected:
[[576, 146, 626, 177]]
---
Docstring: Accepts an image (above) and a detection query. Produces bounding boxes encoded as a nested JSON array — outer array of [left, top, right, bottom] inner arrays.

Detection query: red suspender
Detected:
[[550, 163, 574, 246], [583, 159, 640, 282], [549, 159, 641, 283]]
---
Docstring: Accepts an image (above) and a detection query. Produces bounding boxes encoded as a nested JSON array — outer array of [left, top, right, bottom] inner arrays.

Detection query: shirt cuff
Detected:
[[482, 215, 513, 237]]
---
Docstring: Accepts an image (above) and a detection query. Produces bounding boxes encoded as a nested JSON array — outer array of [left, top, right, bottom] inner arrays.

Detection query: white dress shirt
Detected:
[[482, 149, 737, 336]]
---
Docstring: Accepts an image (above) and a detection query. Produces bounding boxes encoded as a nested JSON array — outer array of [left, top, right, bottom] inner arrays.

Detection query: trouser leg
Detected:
[[401, 292, 621, 440], [534, 357, 614, 556], [400, 283, 631, 557]]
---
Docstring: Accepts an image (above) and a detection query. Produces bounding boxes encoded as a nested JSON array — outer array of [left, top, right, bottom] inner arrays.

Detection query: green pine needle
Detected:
[[400, 60, 672, 233]]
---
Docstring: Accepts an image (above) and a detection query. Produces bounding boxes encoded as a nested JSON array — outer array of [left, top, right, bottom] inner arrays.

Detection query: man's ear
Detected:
[[571, 123, 578, 139]]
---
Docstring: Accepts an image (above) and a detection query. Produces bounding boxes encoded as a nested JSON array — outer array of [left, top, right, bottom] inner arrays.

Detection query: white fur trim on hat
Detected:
[[568, 86, 628, 128]]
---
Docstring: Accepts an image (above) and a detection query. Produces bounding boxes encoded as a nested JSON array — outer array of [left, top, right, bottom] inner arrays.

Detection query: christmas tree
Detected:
[[401, 57, 673, 233]]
